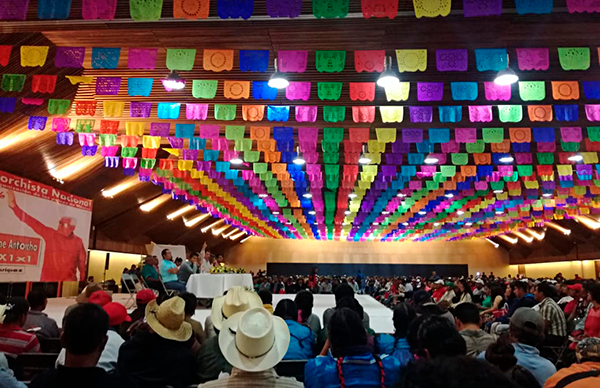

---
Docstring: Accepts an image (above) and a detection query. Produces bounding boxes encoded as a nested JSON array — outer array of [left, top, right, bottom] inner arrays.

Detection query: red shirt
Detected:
[[0, 323, 41, 357], [432, 288, 445, 302], [584, 305, 600, 338], [12, 206, 86, 281]]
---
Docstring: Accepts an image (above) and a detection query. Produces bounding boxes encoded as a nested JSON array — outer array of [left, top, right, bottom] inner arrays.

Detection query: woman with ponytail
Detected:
[[376, 303, 416, 365]]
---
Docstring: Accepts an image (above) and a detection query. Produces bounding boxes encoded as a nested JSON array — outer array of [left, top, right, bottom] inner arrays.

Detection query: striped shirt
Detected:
[[199, 368, 304, 388], [539, 297, 567, 337], [0, 324, 41, 357]]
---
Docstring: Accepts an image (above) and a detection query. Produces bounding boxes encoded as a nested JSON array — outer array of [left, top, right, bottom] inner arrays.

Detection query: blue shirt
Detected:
[[159, 259, 178, 283], [283, 320, 315, 360], [376, 335, 413, 366], [479, 342, 556, 386], [305, 352, 401, 388]]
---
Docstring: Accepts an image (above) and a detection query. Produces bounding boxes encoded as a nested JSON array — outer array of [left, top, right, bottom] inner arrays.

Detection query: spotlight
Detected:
[[457, 211, 464, 215], [418, 211, 426, 215], [293, 146, 306, 165], [397, 193, 406, 198], [402, 222, 409, 226], [382, 211, 390, 215], [358, 145, 371, 165], [494, 63, 519, 85], [258, 193, 268, 198], [230, 156, 243, 165], [162, 70, 186, 91], [308, 210, 316, 215], [485, 238, 500, 248], [303, 193, 313, 199], [272, 211, 280, 215], [445, 193, 454, 198], [348, 193, 358, 199], [542, 193, 553, 198], [424, 156, 438, 164], [376, 56, 400, 88], [495, 210, 504, 215], [465, 222, 473, 226], [268, 59, 289, 89], [345, 210, 351, 215], [493, 190, 504, 194], [568, 154, 584, 162], [499, 156, 514, 163]]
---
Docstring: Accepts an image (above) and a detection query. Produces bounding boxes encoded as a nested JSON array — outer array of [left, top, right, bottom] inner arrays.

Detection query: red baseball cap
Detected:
[[136, 289, 157, 305], [88, 290, 112, 306], [103, 302, 132, 326], [568, 284, 583, 291]]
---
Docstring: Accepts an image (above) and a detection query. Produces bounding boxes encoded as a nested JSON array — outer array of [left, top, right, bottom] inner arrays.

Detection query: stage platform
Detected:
[[45, 293, 394, 334]]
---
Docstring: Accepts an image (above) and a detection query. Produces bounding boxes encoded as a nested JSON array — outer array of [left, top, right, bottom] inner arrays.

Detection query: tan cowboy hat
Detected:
[[211, 286, 263, 331], [145, 297, 192, 342], [219, 307, 290, 372], [75, 283, 102, 303]]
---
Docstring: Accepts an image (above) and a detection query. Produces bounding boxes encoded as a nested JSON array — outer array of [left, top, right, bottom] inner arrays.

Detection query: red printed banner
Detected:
[[0, 233, 41, 266]]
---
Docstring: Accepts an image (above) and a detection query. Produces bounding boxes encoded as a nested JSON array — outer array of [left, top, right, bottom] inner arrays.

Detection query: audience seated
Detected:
[[479, 307, 556, 387], [0, 298, 40, 357], [128, 289, 156, 324], [577, 284, 600, 338], [294, 290, 321, 335], [305, 307, 401, 388], [376, 303, 415, 365], [178, 252, 200, 285], [118, 296, 197, 388], [408, 314, 466, 359], [484, 336, 541, 388], [535, 282, 568, 347], [259, 289, 274, 313], [29, 304, 135, 388], [454, 303, 495, 357], [159, 249, 187, 293], [180, 292, 206, 348], [63, 283, 102, 320], [23, 290, 60, 340], [322, 284, 370, 333], [543, 337, 600, 388], [0, 352, 26, 388], [495, 281, 537, 325], [412, 290, 454, 326], [274, 299, 315, 360], [199, 307, 303, 387]]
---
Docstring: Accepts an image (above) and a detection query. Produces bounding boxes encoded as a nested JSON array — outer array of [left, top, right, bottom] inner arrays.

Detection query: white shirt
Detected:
[[200, 258, 213, 274], [404, 283, 413, 292], [56, 329, 124, 372]]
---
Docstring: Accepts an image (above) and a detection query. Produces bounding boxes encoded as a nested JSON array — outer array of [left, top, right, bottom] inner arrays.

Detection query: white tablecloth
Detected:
[[186, 274, 253, 298]]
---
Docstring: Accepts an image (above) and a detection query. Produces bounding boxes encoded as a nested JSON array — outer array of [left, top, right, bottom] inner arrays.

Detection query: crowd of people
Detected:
[[0, 267, 599, 387]]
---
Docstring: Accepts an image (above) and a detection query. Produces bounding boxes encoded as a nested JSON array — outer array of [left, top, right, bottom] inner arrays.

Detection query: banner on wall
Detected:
[[146, 243, 187, 263], [0, 171, 93, 282]]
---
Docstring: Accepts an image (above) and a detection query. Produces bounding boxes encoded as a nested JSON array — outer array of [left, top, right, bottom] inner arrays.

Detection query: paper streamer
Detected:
[[267, 106, 289, 122], [252, 81, 277, 100], [585, 105, 600, 122], [323, 106, 346, 122], [518, 81, 545, 101], [224, 80, 250, 100], [278, 50, 308, 73], [396, 50, 427, 72], [75, 101, 97, 116], [96, 77, 121, 95], [515, 48, 550, 71], [409, 106, 433, 123], [48, 99, 71, 115], [555, 105, 579, 122], [217, 0, 254, 19], [28, 116, 47, 130], [354, 50, 385, 73], [166, 48, 196, 71], [583, 82, 600, 99], [266, 0, 302, 17], [417, 82, 443, 101], [239, 50, 269, 72], [451, 82, 478, 101], [83, 0, 117, 19], [186, 103, 209, 120], [38, 0, 72, 19], [20, 46, 49, 67], [130, 0, 164, 21], [127, 78, 153, 97], [468, 105, 493, 122], [295, 106, 318, 123], [149, 122, 170, 136], [0, 98, 17, 113], [498, 105, 523, 123], [528, 105, 553, 122], [384, 82, 410, 101], [173, 0, 210, 19], [558, 48, 591, 71], [203, 49, 234, 72], [463, 0, 502, 17], [566, 0, 600, 13], [192, 80, 218, 99], [316, 50, 346, 73], [352, 106, 375, 123], [362, 0, 398, 18], [130, 102, 152, 118], [475, 49, 507, 71], [379, 106, 404, 123], [438, 106, 463, 123], [551, 81, 580, 100], [318, 82, 343, 101], [413, 0, 452, 18], [455, 128, 477, 143], [349, 82, 376, 101], [0, 0, 29, 20], [436, 49, 467, 71], [313, 0, 349, 18], [0, 46, 11, 66], [484, 82, 511, 101], [128, 48, 157, 69], [242, 105, 265, 121], [2, 74, 26, 92], [515, 0, 552, 13], [285, 82, 311, 101], [55, 47, 85, 68]]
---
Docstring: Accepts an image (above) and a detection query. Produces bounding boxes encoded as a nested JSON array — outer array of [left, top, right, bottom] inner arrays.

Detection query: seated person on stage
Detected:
[[295, 290, 321, 335], [141, 256, 163, 293], [24, 289, 60, 339], [159, 249, 186, 293], [258, 289, 274, 313], [0, 297, 41, 357], [377, 303, 416, 365], [199, 307, 303, 388], [274, 299, 315, 360], [454, 303, 495, 357], [178, 252, 200, 285], [29, 304, 134, 388], [305, 308, 401, 388]]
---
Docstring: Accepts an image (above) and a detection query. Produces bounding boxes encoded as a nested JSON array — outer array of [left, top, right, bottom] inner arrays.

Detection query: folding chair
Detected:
[[159, 274, 177, 297], [121, 273, 138, 308]]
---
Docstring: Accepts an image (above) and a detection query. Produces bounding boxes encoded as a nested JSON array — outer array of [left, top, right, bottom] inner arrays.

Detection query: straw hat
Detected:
[[75, 282, 102, 303], [211, 286, 263, 331], [219, 307, 290, 372], [145, 297, 192, 342]]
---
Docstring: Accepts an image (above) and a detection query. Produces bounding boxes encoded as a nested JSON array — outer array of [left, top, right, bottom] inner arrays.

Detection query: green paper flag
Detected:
[[313, 0, 349, 19], [192, 80, 218, 99], [322, 141, 340, 153], [557, 48, 591, 71], [253, 163, 268, 174], [315, 51, 346, 73], [166, 49, 197, 71], [323, 106, 346, 122], [244, 150, 260, 162], [214, 104, 236, 121], [235, 139, 253, 151], [75, 119, 95, 133], [482, 128, 504, 143], [490, 181, 504, 191], [518, 81, 545, 101], [225, 125, 245, 140], [48, 99, 71, 115], [426, 181, 439, 190], [498, 106, 523, 123], [587, 127, 600, 142], [265, 178, 277, 188], [260, 172, 273, 181], [323, 127, 344, 143], [323, 152, 340, 164], [441, 166, 456, 177], [317, 82, 343, 101], [99, 134, 116, 146], [141, 159, 156, 169], [451, 153, 468, 165], [536, 153, 554, 165], [516, 165, 533, 177], [2, 74, 26, 92], [129, 0, 163, 21], [121, 147, 138, 158], [465, 140, 485, 153], [560, 141, 580, 152]]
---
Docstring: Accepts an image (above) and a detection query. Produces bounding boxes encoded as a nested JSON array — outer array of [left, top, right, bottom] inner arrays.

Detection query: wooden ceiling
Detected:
[[2, 1, 600, 260]]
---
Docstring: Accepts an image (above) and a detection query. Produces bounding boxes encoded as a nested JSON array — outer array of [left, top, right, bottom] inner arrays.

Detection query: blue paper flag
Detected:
[[512, 142, 531, 152], [514, 0, 553, 14], [175, 124, 195, 138], [477, 166, 494, 178], [217, 0, 254, 19], [190, 137, 207, 150], [429, 128, 451, 143], [239, 50, 270, 72], [158, 103, 181, 120], [92, 47, 121, 69], [277, 140, 295, 152], [273, 126, 294, 142], [38, 0, 72, 19], [533, 127, 555, 143], [252, 81, 278, 100], [474, 48, 508, 71], [203, 150, 220, 161], [554, 105, 579, 122], [408, 153, 424, 165], [281, 151, 296, 163], [0, 97, 17, 113], [583, 82, 600, 100], [216, 161, 230, 173], [401, 165, 417, 177], [438, 106, 463, 123], [127, 78, 154, 97], [416, 141, 434, 153], [267, 106, 290, 122]]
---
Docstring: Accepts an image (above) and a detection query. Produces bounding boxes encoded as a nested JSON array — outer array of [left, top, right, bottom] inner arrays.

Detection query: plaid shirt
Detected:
[[539, 297, 567, 337], [199, 368, 304, 388]]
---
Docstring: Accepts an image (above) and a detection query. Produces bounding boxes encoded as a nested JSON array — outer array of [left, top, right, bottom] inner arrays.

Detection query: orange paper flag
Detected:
[[242, 105, 265, 121], [224, 81, 250, 99], [461, 166, 477, 177], [474, 153, 491, 165], [509, 127, 531, 143], [257, 139, 276, 152], [203, 49, 234, 72], [250, 126, 270, 140], [551, 81, 579, 100], [491, 139, 511, 153], [527, 105, 553, 122], [173, 0, 210, 19]]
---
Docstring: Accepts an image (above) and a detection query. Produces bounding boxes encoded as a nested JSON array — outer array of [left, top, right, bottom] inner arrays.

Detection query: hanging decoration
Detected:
[[413, 0, 452, 18]]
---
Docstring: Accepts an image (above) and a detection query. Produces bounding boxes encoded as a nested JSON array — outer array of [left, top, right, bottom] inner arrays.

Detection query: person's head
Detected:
[[432, 271, 437, 277], [534, 282, 554, 302], [334, 283, 354, 304], [174, 257, 183, 266], [190, 252, 199, 263], [408, 314, 466, 359], [0, 297, 29, 326], [161, 249, 172, 261], [587, 284, 600, 304], [27, 289, 48, 312], [88, 290, 112, 306], [258, 289, 273, 305], [509, 307, 545, 346], [484, 335, 517, 372], [575, 337, 600, 363], [454, 303, 481, 331], [211, 287, 263, 332], [274, 299, 298, 321], [432, 279, 444, 289], [145, 297, 192, 341], [204, 250, 211, 260], [130, 264, 136, 270], [328, 307, 367, 358], [412, 290, 432, 306], [393, 303, 416, 338], [513, 281, 528, 299], [490, 284, 506, 300], [217, 254, 224, 262], [103, 302, 131, 328], [179, 292, 197, 318], [456, 279, 468, 293], [57, 216, 77, 237], [567, 283, 582, 298], [135, 289, 156, 308], [61, 303, 109, 366], [295, 290, 313, 322]]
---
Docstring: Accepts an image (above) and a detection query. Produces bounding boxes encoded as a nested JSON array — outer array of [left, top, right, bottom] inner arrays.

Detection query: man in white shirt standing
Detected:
[[199, 242, 213, 274]]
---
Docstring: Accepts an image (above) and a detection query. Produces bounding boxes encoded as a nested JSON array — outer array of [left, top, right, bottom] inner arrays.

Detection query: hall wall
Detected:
[[225, 239, 512, 276]]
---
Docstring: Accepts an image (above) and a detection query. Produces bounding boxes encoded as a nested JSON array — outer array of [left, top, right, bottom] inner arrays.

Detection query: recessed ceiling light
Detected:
[[303, 193, 312, 199], [273, 211, 280, 215], [373, 222, 380, 225], [495, 211, 504, 215], [348, 193, 357, 199], [499, 156, 514, 163], [465, 222, 473, 226], [418, 211, 426, 215], [308, 210, 316, 215], [403, 222, 409, 226], [493, 190, 504, 194], [345, 210, 351, 215], [445, 193, 454, 198], [259, 194, 268, 198], [397, 193, 406, 198], [434, 223, 440, 226], [457, 210, 465, 215], [424, 157, 438, 164], [382, 211, 390, 215], [568, 154, 584, 162], [230, 157, 244, 165], [542, 193, 552, 198]]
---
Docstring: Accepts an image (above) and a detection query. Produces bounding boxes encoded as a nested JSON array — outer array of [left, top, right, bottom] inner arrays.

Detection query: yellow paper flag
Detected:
[[126, 122, 145, 136], [103, 101, 125, 117], [379, 106, 404, 123], [66, 76, 94, 85], [376, 128, 397, 143], [396, 49, 427, 72], [412, 0, 452, 18], [21, 46, 49, 67], [384, 82, 410, 102]]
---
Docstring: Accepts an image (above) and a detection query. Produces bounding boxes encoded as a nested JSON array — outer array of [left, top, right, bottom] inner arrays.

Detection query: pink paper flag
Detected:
[[286, 82, 311, 101], [498, 165, 513, 177], [566, 0, 600, 13], [300, 142, 317, 153], [455, 128, 477, 143], [200, 124, 220, 138], [484, 82, 511, 101], [295, 106, 317, 122], [52, 118, 71, 132], [474, 182, 488, 191], [469, 106, 493, 122], [585, 105, 600, 122], [537, 142, 556, 152], [101, 146, 118, 157], [278, 50, 308, 73], [82, 0, 117, 19], [298, 127, 318, 143], [21, 98, 44, 105], [304, 152, 319, 163], [352, 106, 375, 123], [560, 127, 582, 142], [441, 140, 460, 153], [516, 48, 550, 71], [186, 103, 209, 120], [128, 48, 158, 69], [78, 133, 96, 146]]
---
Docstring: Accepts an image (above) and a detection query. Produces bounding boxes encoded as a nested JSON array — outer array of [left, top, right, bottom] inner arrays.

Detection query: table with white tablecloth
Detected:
[[186, 273, 253, 298]]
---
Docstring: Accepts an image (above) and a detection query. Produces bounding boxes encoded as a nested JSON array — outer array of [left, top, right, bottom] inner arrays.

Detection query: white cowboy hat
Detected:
[[219, 307, 290, 372], [145, 297, 192, 342], [211, 286, 263, 331]]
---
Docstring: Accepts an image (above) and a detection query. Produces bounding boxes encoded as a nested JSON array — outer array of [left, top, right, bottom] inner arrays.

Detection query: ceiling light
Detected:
[[574, 215, 600, 230], [568, 154, 584, 162], [345, 210, 351, 215], [49, 156, 100, 182], [102, 178, 141, 198], [445, 193, 454, 198], [222, 229, 237, 238], [230, 231, 246, 240], [140, 195, 170, 212], [201, 219, 224, 233], [162, 70, 186, 91], [303, 193, 313, 199], [402, 222, 409, 226], [434, 223, 440, 226], [184, 213, 209, 227], [485, 238, 500, 248], [498, 234, 518, 244], [546, 222, 571, 235], [424, 156, 438, 164], [493, 190, 504, 194], [259, 193, 268, 198], [457, 210, 465, 215], [308, 210, 316, 215], [382, 211, 390, 215], [397, 193, 406, 198], [494, 67, 519, 86], [376, 56, 400, 88], [272, 211, 280, 215], [465, 222, 473, 226], [542, 193, 553, 198], [268, 58, 289, 89], [293, 146, 306, 165], [230, 156, 244, 165], [525, 228, 545, 240], [212, 225, 229, 236], [348, 193, 358, 199], [240, 236, 251, 244], [0, 129, 44, 152], [513, 231, 534, 243], [418, 211, 426, 215], [499, 156, 514, 163], [166, 205, 195, 220], [495, 210, 504, 215], [373, 222, 380, 225], [358, 145, 371, 165]]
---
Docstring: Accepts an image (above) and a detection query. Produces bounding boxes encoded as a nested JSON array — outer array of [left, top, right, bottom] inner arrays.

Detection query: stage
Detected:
[[45, 293, 394, 334]]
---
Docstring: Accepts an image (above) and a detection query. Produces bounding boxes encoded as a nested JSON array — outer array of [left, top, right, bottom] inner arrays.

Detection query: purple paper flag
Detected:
[[56, 132, 74, 146], [0, 0, 29, 21], [516, 48, 549, 71], [298, 127, 318, 144], [0, 97, 17, 113], [409, 106, 433, 123], [455, 128, 477, 143], [55, 47, 85, 68], [436, 49, 468, 72], [463, 0, 503, 17], [278, 50, 308, 73], [28, 116, 47, 130], [441, 140, 460, 153], [286, 82, 311, 101], [402, 128, 423, 143], [130, 102, 152, 118], [168, 136, 184, 148], [128, 48, 158, 69], [560, 127, 582, 142], [150, 123, 170, 137], [186, 103, 209, 120], [537, 142, 556, 152], [468, 106, 493, 122], [266, 0, 302, 17], [96, 77, 121, 95], [417, 82, 444, 101]]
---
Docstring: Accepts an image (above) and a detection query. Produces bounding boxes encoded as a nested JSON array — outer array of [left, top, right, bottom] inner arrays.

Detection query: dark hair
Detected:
[[490, 284, 506, 301], [513, 281, 528, 293], [2, 297, 30, 324], [27, 290, 48, 310], [409, 315, 466, 358], [190, 252, 199, 258], [536, 282, 555, 298], [63, 304, 109, 355], [457, 279, 473, 297], [334, 283, 354, 304], [454, 303, 481, 326], [588, 284, 600, 303], [161, 249, 169, 259], [393, 303, 416, 339], [412, 290, 432, 305], [328, 308, 367, 357], [0, 293, 6, 305], [485, 335, 517, 372], [258, 289, 272, 305], [274, 299, 298, 322], [337, 297, 364, 321], [510, 366, 541, 388], [397, 356, 517, 388], [179, 292, 197, 316], [294, 290, 313, 322]]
